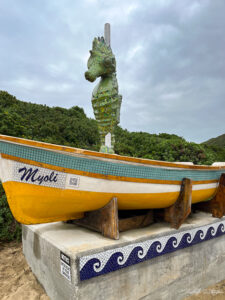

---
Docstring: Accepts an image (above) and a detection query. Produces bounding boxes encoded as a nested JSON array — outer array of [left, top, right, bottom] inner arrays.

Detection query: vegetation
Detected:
[[203, 134, 225, 148], [115, 128, 225, 165], [0, 91, 100, 150], [0, 183, 21, 241], [0, 90, 224, 241]]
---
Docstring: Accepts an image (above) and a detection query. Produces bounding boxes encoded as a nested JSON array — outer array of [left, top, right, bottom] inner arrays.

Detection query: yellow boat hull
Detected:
[[3, 181, 217, 224]]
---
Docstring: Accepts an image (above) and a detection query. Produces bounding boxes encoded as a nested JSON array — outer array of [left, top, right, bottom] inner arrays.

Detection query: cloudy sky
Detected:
[[0, 0, 224, 143]]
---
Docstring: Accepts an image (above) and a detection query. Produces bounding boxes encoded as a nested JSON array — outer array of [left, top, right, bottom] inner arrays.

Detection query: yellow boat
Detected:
[[0, 134, 224, 224]]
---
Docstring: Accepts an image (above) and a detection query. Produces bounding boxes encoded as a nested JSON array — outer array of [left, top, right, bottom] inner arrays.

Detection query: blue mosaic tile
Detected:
[[79, 220, 225, 281]]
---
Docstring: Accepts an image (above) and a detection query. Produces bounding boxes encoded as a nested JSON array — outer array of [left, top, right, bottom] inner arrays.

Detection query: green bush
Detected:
[[114, 127, 225, 165], [0, 182, 21, 242]]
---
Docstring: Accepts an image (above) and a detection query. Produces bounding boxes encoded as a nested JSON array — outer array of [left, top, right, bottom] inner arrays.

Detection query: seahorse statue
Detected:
[[85, 36, 122, 153]]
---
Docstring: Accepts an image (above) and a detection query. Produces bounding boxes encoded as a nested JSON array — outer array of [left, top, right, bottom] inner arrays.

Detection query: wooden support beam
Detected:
[[71, 198, 154, 240], [164, 178, 192, 229], [194, 173, 225, 218], [119, 210, 153, 232], [74, 197, 119, 239]]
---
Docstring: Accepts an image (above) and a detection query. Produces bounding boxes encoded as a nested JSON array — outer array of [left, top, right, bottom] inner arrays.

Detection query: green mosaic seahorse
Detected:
[[85, 37, 122, 153]]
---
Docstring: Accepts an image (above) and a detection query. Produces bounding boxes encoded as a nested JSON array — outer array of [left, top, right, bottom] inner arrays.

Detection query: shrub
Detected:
[[0, 182, 21, 242]]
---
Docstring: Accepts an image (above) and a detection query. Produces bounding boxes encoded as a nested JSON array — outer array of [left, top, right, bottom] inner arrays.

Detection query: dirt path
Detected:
[[0, 242, 49, 300], [1, 242, 225, 299]]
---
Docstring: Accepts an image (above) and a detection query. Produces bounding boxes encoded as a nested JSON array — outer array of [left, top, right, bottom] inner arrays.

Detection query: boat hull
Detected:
[[0, 134, 224, 224], [3, 181, 217, 224]]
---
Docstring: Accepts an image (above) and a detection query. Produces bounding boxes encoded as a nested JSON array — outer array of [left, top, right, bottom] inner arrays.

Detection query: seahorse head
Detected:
[[85, 37, 116, 82]]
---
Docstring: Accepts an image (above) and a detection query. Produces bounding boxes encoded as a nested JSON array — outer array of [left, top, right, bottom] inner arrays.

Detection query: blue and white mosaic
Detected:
[[79, 220, 225, 281], [13, 161, 67, 189]]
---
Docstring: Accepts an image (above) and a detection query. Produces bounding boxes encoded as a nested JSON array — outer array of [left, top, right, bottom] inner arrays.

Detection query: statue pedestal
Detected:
[[22, 212, 225, 300]]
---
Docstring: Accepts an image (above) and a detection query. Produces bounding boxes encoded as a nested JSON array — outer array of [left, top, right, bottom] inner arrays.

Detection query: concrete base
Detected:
[[22, 212, 225, 300]]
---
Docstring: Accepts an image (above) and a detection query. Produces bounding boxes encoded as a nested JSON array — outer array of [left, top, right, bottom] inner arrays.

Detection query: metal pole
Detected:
[[104, 23, 112, 150], [104, 23, 110, 47]]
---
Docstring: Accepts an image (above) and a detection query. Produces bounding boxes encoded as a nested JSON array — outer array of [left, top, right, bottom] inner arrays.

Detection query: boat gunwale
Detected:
[[0, 134, 225, 171], [1, 153, 220, 186]]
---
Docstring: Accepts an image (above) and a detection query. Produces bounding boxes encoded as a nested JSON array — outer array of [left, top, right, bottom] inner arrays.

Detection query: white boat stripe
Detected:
[[0, 157, 218, 194], [65, 174, 217, 193]]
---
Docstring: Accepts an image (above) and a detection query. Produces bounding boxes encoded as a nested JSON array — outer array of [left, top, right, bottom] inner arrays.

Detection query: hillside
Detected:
[[0, 90, 225, 165], [0, 91, 100, 151], [203, 134, 225, 148]]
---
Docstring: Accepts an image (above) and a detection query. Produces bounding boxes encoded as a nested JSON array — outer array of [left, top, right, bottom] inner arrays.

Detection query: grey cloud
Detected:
[[0, 0, 224, 143]]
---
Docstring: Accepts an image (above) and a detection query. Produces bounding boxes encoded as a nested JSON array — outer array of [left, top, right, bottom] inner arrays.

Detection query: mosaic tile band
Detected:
[[79, 219, 225, 281], [0, 141, 223, 182]]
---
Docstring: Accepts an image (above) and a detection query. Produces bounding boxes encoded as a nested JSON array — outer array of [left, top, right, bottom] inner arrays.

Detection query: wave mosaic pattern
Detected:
[[79, 219, 225, 281]]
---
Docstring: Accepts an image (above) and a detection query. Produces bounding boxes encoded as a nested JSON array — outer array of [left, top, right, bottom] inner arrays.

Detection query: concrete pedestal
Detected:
[[22, 212, 225, 300]]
